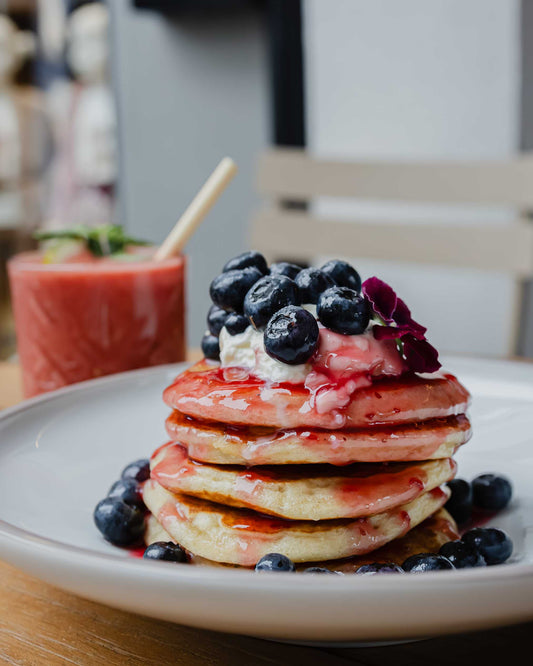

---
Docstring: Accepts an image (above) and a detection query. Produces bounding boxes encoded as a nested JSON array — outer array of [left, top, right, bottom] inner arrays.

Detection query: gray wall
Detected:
[[110, 2, 269, 346], [304, 0, 522, 358]]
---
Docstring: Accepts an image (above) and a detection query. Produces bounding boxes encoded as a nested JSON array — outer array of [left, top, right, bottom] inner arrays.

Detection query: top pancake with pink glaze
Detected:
[[166, 303, 469, 429], [163, 360, 470, 430]]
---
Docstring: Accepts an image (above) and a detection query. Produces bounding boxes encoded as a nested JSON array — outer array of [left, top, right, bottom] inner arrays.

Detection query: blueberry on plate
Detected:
[[270, 261, 302, 280], [244, 275, 300, 330], [264, 306, 319, 365], [317, 286, 370, 335], [210, 267, 263, 313], [121, 458, 150, 483], [303, 567, 340, 574], [438, 540, 486, 568], [255, 553, 295, 572], [402, 553, 455, 573], [295, 268, 335, 304], [321, 259, 362, 292], [93, 498, 145, 546], [201, 333, 220, 361], [472, 474, 513, 512], [143, 541, 188, 563], [207, 304, 228, 336], [462, 527, 513, 565], [108, 478, 144, 509], [445, 478, 473, 525], [223, 251, 268, 275], [355, 563, 404, 575], [224, 312, 249, 336]]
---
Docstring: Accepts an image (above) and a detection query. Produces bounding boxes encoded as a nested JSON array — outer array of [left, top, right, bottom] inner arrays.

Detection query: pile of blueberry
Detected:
[[445, 472, 513, 525], [93, 459, 150, 546], [202, 251, 368, 365]]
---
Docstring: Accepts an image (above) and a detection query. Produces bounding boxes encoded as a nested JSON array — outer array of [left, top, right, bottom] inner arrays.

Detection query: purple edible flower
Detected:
[[402, 336, 441, 374], [362, 277, 398, 321], [362, 277, 441, 373]]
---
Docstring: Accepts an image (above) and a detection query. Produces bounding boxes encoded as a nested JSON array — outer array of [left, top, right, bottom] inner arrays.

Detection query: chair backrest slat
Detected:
[[258, 148, 533, 206], [253, 148, 533, 355], [252, 209, 533, 275]]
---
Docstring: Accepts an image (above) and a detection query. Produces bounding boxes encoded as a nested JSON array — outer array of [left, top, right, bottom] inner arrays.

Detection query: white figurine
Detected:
[[46, 2, 116, 228], [0, 14, 47, 229]]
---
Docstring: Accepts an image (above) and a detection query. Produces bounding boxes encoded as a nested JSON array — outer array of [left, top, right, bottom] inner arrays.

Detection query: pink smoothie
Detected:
[[8, 250, 186, 397]]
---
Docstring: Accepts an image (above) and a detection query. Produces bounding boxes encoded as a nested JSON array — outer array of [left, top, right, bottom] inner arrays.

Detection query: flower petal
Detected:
[[394, 298, 427, 337], [372, 325, 407, 340], [362, 277, 397, 321], [403, 336, 441, 373]]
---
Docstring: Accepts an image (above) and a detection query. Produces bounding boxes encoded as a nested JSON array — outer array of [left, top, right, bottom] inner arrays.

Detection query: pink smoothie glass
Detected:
[[8, 249, 186, 397]]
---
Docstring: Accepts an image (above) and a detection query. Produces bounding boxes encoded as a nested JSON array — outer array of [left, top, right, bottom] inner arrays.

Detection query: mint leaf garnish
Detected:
[[34, 225, 150, 258]]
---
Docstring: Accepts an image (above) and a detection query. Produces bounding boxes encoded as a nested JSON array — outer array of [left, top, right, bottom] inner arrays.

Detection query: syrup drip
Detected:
[[128, 546, 146, 559], [459, 508, 498, 535]]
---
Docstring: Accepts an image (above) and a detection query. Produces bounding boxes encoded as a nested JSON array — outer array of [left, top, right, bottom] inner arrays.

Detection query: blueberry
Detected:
[[264, 306, 319, 365], [210, 267, 263, 313], [472, 474, 513, 511], [402, 553, 455, 573], [270, 262, 302, 280], [317, 286, 370, 335], [108, 478, 144, 509], [207, 304, 228, 336], [224, 313, 249, 336], [295, 268, 335, 304], [121, 459, 150, 483], [321, 260, 361, 292], [201, 333, 220, 361], [462, 527, 513, 565], [445, 478, 473, 525], [355, 563, 404, 575], [255, 553, 295, 572], [244, 275, 300, 330], [143, 541, 188, 563], [223, 251, 268, 275], [93, 498, 145, 546], [303, 567, 340, 574], [438, 540, 486, 568]]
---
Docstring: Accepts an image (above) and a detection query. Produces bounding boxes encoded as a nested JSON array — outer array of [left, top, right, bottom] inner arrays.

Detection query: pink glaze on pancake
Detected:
[[165, 411, 471, 465], [163, 361, 470, 430], [150, 441, 457, 519]]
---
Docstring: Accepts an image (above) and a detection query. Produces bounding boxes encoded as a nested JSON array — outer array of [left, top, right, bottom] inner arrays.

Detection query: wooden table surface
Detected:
[[0, 361, 530, 664]]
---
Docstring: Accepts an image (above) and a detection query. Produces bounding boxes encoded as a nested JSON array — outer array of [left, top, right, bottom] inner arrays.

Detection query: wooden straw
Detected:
[[154, 157, 238, 261]]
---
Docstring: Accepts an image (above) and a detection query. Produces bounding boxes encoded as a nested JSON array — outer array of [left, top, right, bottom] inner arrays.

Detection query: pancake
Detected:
[[144, 508, 459, 571], [150, 442, 457, 520], [142, 480, 450, 565], [163, 361, 470, 430], [327, 508, 459, 572], [166, 411, 471, 465]]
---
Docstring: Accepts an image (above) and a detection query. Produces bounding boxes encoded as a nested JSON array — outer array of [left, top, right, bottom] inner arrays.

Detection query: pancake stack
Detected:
[[142, 360, 471, 568]]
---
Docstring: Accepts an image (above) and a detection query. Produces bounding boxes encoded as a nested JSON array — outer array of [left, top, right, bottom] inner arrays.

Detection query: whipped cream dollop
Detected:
[[219, 313, 405, 391], [219, 326, 311, 383]]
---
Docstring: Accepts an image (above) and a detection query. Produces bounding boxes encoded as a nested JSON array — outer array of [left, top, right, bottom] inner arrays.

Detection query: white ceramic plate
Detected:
[[0, 357, 532, 643]]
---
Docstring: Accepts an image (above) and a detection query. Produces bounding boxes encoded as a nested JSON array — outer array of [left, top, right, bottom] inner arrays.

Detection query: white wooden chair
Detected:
[[251, 147, 533, 355]]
